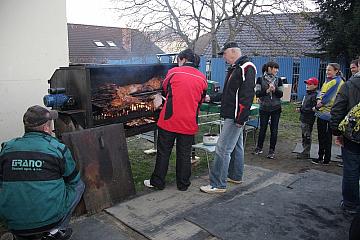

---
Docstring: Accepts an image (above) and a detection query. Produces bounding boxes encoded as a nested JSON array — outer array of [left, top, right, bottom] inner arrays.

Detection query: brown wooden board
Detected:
[[61, 123, 136, 214]]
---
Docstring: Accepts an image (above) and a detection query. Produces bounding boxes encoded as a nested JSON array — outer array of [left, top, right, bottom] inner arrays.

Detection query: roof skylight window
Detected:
[[93, 40, 105, 47], [106, 41, 117, 47]]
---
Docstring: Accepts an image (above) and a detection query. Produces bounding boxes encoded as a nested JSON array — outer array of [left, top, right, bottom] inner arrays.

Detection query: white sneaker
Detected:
[[144, 179, 154, 188], [200, 185, 226, 193], [0, 232, 15, 240], [227, 178, 243, 184], [191, 156, 200, 164]]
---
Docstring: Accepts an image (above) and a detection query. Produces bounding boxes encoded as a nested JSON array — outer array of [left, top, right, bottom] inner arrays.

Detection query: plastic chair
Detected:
[[243, 116, 259, 147], [191, 143, 216, 176]]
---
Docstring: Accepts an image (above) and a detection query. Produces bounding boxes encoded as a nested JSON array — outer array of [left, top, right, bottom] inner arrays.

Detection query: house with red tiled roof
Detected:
[[67, 23, 163, 64]]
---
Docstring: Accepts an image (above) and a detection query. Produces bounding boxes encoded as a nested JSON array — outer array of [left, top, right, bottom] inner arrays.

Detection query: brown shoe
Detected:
[[227, 178, 243, 184]]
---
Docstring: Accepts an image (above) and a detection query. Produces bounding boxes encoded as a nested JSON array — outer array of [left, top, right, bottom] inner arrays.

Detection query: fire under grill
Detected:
[[45, 63, 175, 137]]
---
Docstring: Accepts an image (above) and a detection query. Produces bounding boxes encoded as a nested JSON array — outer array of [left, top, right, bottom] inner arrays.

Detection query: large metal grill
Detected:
[[46, 63, 175, 137]]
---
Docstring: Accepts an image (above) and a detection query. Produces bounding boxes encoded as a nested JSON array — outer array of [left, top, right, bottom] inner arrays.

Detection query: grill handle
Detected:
[[99, 136, 105, 149]]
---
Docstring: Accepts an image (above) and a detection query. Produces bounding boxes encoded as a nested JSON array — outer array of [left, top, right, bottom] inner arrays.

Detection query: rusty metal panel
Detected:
[[61, 123, 135, 214]]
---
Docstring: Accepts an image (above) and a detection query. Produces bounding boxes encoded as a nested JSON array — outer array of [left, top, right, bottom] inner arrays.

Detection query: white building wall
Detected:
[[0, 0, 69, 142]]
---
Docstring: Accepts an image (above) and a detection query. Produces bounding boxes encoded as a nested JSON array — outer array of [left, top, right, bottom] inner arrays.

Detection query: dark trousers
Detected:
[[257, 110, 281, 151], [350, 213, 360, 240], [342, 147, 360, 211], [301, 121, 314, 156], [150, 127, 193, 190], [317, 118, 332, 162]]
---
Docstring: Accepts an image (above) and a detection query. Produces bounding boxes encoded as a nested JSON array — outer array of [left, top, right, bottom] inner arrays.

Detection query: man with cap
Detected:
[[200, 41, 256, 193], [0, 105, 84, 240], [296, 77, 319, 159]]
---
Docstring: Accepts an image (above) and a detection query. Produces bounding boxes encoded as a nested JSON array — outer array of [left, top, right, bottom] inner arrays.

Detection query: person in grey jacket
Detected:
[[253, 61, 283, 159]]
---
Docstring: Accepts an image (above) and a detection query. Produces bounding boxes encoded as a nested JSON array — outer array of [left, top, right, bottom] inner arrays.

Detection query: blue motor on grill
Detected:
[[43, 88, 75, 108]]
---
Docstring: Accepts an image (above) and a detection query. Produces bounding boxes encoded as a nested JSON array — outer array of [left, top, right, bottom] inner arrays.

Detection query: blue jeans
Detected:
[[342, 147, 360, 210], [58, 179, 85, 229], [210, 118, 244, 189]]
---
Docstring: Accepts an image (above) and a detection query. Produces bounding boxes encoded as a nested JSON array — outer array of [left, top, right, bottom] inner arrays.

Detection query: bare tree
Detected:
[[111, 0, 314, 56]]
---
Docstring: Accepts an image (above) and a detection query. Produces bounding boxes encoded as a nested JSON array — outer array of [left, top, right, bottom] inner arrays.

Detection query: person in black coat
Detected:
[[330, 64, 360, 214], [253, 61, 283, 159]]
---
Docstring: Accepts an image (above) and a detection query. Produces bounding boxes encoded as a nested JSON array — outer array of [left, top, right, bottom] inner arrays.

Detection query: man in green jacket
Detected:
[[0, 105, 84, 240]]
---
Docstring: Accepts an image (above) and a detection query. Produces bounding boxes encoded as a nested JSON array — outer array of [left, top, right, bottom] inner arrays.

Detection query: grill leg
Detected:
[[206, 152, 211, 176]]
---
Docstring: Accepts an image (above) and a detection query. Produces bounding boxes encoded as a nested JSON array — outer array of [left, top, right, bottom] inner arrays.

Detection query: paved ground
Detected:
[[67, 165, 349, 240], [0, 140, 348, 240], [105, 165, 292, 240]]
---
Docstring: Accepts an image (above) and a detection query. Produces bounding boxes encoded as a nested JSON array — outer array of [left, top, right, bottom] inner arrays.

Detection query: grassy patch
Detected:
[[280, 102, 301, 123], [278, 103, 302, 141]]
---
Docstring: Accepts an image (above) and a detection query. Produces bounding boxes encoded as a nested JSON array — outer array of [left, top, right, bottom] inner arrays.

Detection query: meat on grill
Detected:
[[92, 77, 162, 109], [111, 77, 162, 107], [141, 77, 162, 91], [111, 95, 141, 107], [116, 84, 143, 96]]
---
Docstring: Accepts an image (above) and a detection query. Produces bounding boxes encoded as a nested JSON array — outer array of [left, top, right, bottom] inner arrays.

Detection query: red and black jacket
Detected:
[[211, 56, 257, 125], [157, 64, 207, 135]]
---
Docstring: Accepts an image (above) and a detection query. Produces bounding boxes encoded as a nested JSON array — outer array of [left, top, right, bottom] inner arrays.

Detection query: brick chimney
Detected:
[[122, 29, 132, 51]]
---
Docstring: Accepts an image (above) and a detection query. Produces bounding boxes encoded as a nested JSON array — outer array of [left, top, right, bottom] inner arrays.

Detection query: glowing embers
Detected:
[[125, 117, 156, 127], [93, 102, 156, 121]]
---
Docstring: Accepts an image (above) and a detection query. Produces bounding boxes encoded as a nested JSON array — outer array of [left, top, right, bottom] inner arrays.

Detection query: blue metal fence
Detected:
[[275, 57, 294, 84], [199, 56, 207, 75], [210, 58, 226, 87], [251, 56, 269, 77], [298, 57, 320, 100], [208, 56, 323, 100]]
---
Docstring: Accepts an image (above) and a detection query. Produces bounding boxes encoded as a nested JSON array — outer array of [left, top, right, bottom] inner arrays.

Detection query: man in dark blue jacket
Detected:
[[0, 105, 85, 240]]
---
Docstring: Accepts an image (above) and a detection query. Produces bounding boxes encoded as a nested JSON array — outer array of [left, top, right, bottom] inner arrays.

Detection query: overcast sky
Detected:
[[66, 0, 318, 28], [66, 0, 122, 27]]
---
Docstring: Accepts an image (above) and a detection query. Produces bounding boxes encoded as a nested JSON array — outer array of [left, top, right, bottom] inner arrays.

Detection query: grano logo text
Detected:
[[12, 159, 43, 168]]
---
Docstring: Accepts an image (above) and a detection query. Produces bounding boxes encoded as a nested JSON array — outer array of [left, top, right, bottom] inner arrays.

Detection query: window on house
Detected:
[[106, 41, 117, 47], [93, 40, 105, 47]]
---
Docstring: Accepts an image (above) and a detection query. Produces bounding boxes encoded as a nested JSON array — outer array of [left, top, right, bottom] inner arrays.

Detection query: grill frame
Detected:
[[48, 63, 176, 137]]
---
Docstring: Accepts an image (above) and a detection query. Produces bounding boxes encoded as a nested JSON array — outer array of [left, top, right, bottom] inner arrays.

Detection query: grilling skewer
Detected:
[[129, 90, 162, 97]]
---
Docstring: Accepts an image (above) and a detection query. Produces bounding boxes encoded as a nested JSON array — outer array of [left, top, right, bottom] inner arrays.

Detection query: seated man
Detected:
[[0, 105, 85, 240]]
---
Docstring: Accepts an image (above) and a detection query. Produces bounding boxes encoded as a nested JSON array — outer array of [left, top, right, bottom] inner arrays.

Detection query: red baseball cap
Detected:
[[304, 77, 319, 85]]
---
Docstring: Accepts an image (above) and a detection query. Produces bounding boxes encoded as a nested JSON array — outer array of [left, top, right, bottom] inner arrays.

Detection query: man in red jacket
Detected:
[[144, 49, 207, 191]]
